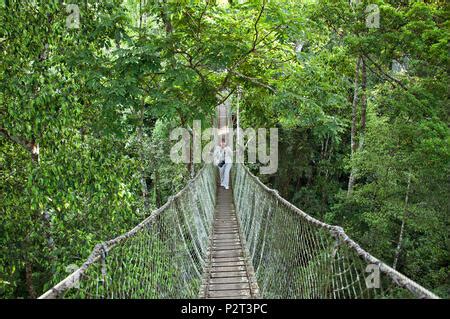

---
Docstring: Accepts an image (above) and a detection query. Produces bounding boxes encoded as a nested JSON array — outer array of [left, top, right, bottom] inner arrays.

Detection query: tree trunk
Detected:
[[160, 3, 173, 34], [140, 166, 149, 210], [138, 97, 149, 210], [176, 114, 192, 176], [153, 169, 161, 207], [25, 261, 37, 298], [136, 2, 149, 210], [359, 57, 367, 150], [347, 57, 361, 196], [393, 174, 412, 270]]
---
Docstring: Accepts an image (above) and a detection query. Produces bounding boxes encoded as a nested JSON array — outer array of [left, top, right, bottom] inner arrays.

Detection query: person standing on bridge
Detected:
[[214, 138, 233, 190]]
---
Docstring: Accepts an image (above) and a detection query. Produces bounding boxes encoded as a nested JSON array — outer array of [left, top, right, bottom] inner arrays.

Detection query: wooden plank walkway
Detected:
[[199, 182, 259, 299]]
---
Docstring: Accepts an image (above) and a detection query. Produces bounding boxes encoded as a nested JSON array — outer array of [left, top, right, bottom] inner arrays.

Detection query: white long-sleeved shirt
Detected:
[[213, 145, 233, 166]]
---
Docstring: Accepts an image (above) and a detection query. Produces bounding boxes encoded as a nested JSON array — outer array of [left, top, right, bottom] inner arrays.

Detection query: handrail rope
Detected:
[[237, 163, 439, 299]]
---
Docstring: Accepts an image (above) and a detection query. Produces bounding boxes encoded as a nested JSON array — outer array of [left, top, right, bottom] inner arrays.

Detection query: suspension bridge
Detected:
[[39, 104, 439, 300]]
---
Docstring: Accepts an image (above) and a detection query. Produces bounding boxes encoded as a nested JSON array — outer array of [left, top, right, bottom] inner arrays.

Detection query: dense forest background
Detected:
[[0, 0, 448, 298]]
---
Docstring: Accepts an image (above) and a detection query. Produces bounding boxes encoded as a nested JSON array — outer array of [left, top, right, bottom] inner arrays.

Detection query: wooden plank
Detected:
[[208, 290, 251, 298], [211, 261, 246, 267], [213, 238, 241, 245], [212, 242, 240, 247], [213, 234, 240, 240], [212, 251, 243, 258], [209, 283, 250, 291], [212, 239, 240, 244], [213, 236, 239, 240], [210, 271, 247, 278], [214, 225, 238, 228], [212, 245, 242, 250], [210, 265, 246, 272], [213, 237, 240, 240], [213, 241, 241, 245], [213, 231, 239, 235], [209, 277, 249, 285], [213, 242, 241, 246], [213, 229, 239, 235], [209, 296, 250, 300], [213, 247, 240, 252], [211, 256, 244, 263], [212, 246, 241, 250], [214, 230, 239, 237]]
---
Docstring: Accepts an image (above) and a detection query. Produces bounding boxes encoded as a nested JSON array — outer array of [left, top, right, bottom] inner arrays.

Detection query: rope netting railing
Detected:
[[232, 163, 439, 299], [39, 164, 216, 299]]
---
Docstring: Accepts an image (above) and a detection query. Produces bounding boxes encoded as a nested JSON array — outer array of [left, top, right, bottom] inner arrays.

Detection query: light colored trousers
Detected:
[[219, 163, 232, 188]]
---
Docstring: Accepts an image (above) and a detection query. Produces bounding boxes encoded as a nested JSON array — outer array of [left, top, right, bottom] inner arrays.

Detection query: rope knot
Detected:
[[99, 243, 108, 260], [330, 226, 345, 258]]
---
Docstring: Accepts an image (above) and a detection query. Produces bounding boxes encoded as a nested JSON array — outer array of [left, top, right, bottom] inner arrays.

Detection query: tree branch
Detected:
[[0, 127, 34, 153], [363, 54, 408, 91], [229, 70, 276, 93], [216, 88, 236, 107]]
